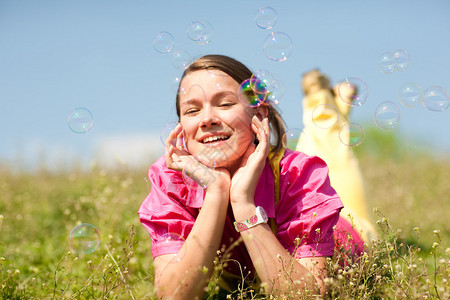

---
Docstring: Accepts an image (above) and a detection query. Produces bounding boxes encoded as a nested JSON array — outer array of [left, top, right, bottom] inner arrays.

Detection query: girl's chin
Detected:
[[196, 156, 226, 169], [191, 150, 232, 169]]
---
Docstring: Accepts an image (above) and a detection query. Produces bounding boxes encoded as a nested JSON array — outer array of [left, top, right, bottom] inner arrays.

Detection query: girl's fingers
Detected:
[[176, 129, 184, 149], [165, 123, 182, 148], [252, 116, 270, 150]]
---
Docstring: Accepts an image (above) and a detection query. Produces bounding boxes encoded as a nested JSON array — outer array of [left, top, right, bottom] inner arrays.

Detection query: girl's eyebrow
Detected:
[[180, 99, 200, 107], [211, 91, 238, 102], [180, 90, 238, 106]]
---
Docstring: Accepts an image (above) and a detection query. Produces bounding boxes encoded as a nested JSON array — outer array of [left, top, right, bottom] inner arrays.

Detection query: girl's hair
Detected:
[[175, 54, 286, 154]]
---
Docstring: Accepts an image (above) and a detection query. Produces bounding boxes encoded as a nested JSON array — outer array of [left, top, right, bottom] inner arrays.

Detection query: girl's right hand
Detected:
[[165, 123, 231, 192]]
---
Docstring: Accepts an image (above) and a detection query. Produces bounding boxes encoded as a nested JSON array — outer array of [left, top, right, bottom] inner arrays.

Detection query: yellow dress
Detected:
[[295, 71, 377, 243]]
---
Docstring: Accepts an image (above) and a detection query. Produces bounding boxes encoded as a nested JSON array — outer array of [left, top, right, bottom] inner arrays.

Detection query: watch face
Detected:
[[257, 206, 268, 221]]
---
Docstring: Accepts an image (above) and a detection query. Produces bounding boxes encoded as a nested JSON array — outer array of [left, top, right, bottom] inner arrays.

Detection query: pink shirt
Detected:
[[139, 149, 343, 277]]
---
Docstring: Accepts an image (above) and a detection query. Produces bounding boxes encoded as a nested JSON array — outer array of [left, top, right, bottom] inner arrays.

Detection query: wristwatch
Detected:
[[234, 206, 268, 232]]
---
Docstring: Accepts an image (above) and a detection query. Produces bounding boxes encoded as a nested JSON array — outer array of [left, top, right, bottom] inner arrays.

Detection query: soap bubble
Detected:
[[265, 77, 284, 105], [377, 52, 396, 74], [398, 83, 422, 108], [339, 122, 364, 147], [422, 86, 449, 112], [251, 69, 284, 104], [68, 107, 94, 134], [160, 121, 180, 148], [153, 31, 174, 53], [182, 158, 215, 190], [312, 104, 339, 129], [248, 76, 268, 95], [255, 6, 278, 29], [337, 77, 368, 107], [171, 50, 191, 70], [157, 233, 187, 263], [374, 101, 401, 129], [252, 69, 274, 87], [393, 49, 410, 71], [186, 21, 214, 45], [69, 223, 101, 254], [238, 79, 266, 107], [263, 32, 293, 62], [282, 128, 302, 150]]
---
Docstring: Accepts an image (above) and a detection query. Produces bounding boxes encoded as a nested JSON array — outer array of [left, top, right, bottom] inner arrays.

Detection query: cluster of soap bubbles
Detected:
[[377, 49, 410, 74], [255, 6, 293, 62], [252, 69, 284, 105], [238, 69, 285, 108], [239, 78, 268, 107], [375, 49, 448, 129], [398, 84, 449, 112], [374, 49, 448, 131], [152, 21, 215, 72], [69, 223, 101, 254], [153, 7, 449, 183], [67, 107, 94, 134]]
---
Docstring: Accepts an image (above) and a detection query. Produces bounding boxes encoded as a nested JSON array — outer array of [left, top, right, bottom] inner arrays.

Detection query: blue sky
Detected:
[[1, 0, 449, 170]]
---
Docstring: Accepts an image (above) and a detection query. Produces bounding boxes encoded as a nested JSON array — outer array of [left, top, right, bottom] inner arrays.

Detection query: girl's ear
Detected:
[[254, 104, 269, 120]]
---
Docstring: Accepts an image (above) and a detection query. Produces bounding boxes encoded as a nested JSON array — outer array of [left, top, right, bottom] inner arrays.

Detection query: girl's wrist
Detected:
[[231, 202, 257, 222]]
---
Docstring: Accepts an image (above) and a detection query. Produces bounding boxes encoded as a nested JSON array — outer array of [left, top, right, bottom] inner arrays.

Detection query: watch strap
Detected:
[[234, 206, 268, 232]]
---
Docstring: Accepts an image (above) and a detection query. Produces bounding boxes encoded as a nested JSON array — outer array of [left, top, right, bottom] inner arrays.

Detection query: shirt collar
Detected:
[[183, 159, 276, 218]]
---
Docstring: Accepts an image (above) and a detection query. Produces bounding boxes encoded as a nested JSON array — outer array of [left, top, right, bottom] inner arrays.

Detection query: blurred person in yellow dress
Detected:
[[296, 69, 377, 244]]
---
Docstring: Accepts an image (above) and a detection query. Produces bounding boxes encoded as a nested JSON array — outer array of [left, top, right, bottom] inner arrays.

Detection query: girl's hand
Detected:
[[165, 123, 231, 191], [230, 116, 270, 205]]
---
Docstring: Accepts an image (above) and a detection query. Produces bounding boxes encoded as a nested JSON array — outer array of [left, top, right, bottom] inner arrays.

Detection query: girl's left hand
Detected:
[[230, 115, 270, 205]]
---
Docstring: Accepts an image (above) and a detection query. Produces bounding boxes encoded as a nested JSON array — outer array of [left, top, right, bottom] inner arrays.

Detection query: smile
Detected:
[[201, 135, 230, 144]]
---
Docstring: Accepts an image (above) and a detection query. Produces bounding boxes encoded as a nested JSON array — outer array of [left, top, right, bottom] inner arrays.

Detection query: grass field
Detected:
[[0, 129, 449, 299]]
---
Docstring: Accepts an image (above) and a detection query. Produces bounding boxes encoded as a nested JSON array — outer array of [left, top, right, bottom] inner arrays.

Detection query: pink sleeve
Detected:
[[138, 158, 201, 258], [276, 152, 343, 258]]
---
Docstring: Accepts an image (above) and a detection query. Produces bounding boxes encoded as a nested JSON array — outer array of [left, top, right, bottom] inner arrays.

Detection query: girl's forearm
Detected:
[[155, 189, 229, 299], [232, 203, 325, 296]]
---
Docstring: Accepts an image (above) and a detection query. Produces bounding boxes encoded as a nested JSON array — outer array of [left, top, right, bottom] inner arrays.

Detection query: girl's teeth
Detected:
[[203, 135, 227, 143]]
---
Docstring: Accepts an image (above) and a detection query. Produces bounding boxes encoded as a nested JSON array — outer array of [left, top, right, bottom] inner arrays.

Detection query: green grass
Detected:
[[0, 130, 449, 299]]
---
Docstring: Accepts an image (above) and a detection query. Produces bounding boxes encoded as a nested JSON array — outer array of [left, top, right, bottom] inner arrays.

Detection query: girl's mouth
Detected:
[[201, 135, 230, 144]]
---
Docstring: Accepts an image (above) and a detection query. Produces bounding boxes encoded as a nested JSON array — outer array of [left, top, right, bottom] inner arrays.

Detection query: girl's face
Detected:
[[178, 70, 258, 171]]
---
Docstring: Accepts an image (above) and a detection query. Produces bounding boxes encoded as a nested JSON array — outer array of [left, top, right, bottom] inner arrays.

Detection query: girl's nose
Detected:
[[199, 109, 220, 128]]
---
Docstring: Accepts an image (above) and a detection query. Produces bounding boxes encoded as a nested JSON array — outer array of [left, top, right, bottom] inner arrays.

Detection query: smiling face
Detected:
[[178, 69, 257, 171]]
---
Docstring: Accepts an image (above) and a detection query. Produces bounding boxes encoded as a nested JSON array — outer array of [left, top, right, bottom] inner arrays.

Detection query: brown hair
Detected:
[[175, 54, 286, 154]]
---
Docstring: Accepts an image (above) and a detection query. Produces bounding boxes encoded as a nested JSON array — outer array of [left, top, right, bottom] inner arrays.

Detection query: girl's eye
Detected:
[[184, 108, 199, 115], [220, 102, 235, 107]]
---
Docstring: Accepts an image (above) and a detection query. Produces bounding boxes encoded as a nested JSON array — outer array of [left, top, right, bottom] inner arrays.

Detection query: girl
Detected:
[[139, 55, 356, 299]]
